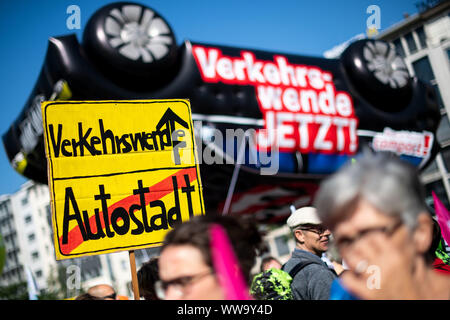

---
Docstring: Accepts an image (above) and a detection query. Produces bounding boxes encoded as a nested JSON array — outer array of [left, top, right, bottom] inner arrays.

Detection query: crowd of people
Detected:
[[75, 152, 450, 300]]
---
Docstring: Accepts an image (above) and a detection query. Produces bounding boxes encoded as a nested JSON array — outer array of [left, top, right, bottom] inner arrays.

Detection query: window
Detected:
[[405, 32, 417, 54], [274, 235, 290, 256], [31, 251, 39, 260], [21, 197, 28, 206], [80, 255, 102, 281], [9, 235, 17, 248], [28, 233, 35, 242], [412, 56, 435, 82], [45, 204, 52, 227], [393, 39, 405, 58], [437, 116, 450, 145], [442, 146, 450, 172], [412, 56, 444, 110], [24, 215, 32, 224], [422, 159, 438, 175], [432, 83, 445, 110], [416, 26, 427, 49]]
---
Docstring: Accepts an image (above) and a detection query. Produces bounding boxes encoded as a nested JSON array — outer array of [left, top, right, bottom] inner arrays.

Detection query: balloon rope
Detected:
[[222, 137, 246, 215]]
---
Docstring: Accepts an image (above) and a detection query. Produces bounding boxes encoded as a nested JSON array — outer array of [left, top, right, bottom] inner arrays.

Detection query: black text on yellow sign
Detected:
[[41, 100, 204, 260]]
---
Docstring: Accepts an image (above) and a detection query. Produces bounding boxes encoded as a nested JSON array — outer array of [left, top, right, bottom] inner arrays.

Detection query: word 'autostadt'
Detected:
[[62, 175, 196, 244]]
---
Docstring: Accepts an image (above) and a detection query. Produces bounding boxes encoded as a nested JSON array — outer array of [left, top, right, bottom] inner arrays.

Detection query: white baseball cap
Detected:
[[287, 206, 322, 229]]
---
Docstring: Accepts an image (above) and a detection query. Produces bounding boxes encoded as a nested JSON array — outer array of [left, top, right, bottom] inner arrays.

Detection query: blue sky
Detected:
[[0, 0, 418, 195]]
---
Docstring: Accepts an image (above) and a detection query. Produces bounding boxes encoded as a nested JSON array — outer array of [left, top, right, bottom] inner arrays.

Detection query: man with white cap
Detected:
[[282, 206, 337, 300]]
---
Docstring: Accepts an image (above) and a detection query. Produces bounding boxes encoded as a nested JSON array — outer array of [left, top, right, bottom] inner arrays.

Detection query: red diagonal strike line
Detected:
[[59, 168, 198, 255]]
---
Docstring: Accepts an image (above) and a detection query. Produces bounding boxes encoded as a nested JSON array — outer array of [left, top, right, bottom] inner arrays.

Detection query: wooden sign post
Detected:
[[129, 250, 140, 300]]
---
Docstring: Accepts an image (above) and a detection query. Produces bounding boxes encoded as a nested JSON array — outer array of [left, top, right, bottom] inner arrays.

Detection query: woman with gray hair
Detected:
[[314, 151, 450, 299]]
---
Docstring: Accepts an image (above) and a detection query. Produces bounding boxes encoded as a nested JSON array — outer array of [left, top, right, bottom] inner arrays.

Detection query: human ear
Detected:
[[294, 229, 305, 243], [412, 213, 433, 255]]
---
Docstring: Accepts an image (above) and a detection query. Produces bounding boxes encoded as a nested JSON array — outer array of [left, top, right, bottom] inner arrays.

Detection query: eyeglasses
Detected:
[[296, 225, 329, 236], [154, 271, 213, 300], [335, 220, 403, 250]]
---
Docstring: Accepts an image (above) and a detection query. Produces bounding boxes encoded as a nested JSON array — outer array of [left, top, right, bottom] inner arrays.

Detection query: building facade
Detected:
[[376, 0, 450, 211], [0, 181, 54, 290], [0, 194, 23, 286], [0, 181, 158, 299]]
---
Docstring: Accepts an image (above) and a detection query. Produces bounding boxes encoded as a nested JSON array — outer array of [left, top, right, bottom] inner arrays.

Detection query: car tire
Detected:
[[341, 39, 412, 112], [82, 2, 178, 87]]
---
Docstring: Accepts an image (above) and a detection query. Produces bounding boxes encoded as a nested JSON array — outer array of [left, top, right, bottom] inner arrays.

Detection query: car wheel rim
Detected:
[[104, 5, 173, 63], [363, 41, 409, 89]]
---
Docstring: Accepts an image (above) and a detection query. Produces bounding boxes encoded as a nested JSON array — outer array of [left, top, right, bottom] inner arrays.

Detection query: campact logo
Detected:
[[371, 128, 434, 167]]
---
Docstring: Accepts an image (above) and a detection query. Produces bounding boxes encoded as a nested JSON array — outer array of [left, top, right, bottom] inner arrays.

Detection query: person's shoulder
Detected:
[[304, 262, 329, 272], [305, 263, 337, 280], [284, 251, 322, 274], [281, 254, 299, 272]]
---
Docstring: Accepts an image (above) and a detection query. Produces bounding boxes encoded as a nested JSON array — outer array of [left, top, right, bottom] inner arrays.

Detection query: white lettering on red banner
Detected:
[[192, 45, 359, 154]]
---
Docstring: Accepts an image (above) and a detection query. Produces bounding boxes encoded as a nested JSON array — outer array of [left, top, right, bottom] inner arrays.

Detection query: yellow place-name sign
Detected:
[[41, 100, 204, 260]]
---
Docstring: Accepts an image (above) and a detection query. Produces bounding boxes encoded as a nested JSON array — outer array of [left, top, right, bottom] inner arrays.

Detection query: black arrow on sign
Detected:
[[156, 108, 189, 135]]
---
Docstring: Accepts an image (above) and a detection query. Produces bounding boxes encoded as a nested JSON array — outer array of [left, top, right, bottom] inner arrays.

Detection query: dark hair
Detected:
[[260, 256, 281, 272], [137, 256, 160, 300], [161, 214, 266, 284]]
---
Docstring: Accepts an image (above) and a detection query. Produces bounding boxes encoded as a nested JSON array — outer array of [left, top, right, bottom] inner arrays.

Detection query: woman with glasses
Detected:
[[156, 215, 264, 300], [314, 151, 450, 299]]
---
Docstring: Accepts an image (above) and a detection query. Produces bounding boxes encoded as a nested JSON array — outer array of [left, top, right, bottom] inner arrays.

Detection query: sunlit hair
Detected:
[[314, 151, 428, 231]]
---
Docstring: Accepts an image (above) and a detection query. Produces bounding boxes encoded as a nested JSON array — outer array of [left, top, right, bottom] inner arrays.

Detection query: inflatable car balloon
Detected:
[[3, 2, 441, 222], [82, 2, 178, 91]]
